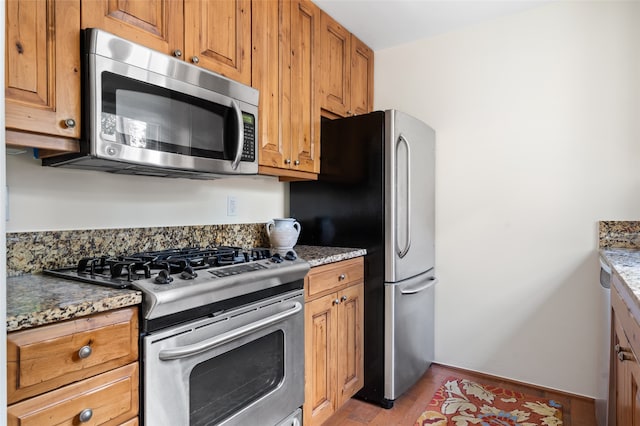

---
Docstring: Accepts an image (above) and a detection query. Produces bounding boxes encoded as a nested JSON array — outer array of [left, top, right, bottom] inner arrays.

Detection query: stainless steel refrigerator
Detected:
[[289, 109, 437, 408]]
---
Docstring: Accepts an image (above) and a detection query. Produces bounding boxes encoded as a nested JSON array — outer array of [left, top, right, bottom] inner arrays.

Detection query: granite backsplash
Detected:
[[7, 224, 270, 276], [599, 221, 640, 249]]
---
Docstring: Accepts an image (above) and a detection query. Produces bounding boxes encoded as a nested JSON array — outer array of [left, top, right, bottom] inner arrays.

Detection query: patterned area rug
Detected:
[[415, 376, 563, 426]]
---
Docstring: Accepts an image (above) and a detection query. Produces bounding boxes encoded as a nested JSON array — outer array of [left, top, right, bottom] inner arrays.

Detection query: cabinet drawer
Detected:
[[306, 257, 364, 300], [8, 363, 139, 426], [7, 307, 138, 404]]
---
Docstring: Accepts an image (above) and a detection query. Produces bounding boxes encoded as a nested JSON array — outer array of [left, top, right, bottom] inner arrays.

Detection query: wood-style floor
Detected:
[[323, 363, 597, 425]]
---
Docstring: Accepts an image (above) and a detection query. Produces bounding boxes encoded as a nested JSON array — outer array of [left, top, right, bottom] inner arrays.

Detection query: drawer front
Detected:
[[7, 307, 138, 404], [8, 363, 139, 426], [306, 257, 364, 300]]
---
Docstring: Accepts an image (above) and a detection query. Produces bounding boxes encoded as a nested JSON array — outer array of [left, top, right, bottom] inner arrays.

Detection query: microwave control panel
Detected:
[[242, 113, 256, 162]]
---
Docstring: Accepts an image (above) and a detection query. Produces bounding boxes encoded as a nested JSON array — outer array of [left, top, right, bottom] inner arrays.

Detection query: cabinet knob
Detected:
[[294, 160, 300, 166], [333, 298, 341, 305], [284, 159, 292, 165], [78, 345, 92, 359], [173, 49, 182, 58], [79, 408, 93, 423], [63, 118, 76, 129], [347, 110, 353, 116], [338, 274, 346, 281], [191, 56, 200, 64], [341, 295, 348, 302]]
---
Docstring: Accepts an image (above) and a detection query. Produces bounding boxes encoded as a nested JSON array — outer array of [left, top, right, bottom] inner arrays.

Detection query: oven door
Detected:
[[143, 291, 304, 426]]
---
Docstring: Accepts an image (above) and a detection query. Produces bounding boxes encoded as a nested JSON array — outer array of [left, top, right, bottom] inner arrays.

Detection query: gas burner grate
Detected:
[[46, 246, 276, 287]]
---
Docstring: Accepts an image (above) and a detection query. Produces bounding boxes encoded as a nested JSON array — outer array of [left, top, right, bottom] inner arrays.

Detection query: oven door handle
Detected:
[[158, 301, 303, 361]]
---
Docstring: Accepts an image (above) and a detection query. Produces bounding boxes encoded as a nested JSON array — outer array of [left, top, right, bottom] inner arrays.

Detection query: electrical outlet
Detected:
[[227, 196, 238, 216]]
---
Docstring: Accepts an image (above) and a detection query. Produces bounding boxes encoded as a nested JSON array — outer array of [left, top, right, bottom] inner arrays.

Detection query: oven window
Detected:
[[189, 331, 285, 426], [100, 72, 237, 160]]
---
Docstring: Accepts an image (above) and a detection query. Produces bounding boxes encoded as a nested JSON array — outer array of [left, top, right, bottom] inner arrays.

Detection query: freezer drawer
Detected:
[[384, 271, 437, 400]]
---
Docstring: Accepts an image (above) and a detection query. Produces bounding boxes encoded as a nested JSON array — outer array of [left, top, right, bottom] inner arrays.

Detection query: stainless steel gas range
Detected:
[[45, 246, 309, 426]]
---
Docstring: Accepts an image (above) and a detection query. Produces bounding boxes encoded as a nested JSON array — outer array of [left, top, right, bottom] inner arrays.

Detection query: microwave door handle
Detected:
[[230, 100, 244, 170]]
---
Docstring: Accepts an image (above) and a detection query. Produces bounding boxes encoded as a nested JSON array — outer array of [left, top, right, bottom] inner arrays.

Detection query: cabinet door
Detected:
[[184, 0, 251, 85], [253, 0, 289, 170], [6, 0, 81, 139], [319, 11, 350, 117], [631, 358, 640, 426], [81, 0, 183, 56], [337, 282, 365, 405], [350, 34, 374, 116], [289, 0, 321, 174], [304, 293, 338, 426]]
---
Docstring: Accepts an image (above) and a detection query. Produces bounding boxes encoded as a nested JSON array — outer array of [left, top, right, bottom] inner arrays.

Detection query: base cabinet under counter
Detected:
[[304, 257, 365, 426], [610, 274, 640, 425], [6, 307, 139, 425]]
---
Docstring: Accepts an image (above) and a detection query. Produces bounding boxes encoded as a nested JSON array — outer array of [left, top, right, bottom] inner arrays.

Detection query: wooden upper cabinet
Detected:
[[289, 0, 321, 175], [184, 0, 251, 85], [254, 0, 320, 180], [319, 12, 350, 117], [81, 0, 184, 56], [5, 0, 81, 143], [82, 0, 250, 84], [319, 11, 373, 118], [252, 0, 287, 171], [350, 35, 374, 116]]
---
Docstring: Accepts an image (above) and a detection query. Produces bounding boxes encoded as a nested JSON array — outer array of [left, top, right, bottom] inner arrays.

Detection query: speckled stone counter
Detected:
[[599, 221, 640, 318], [7, 274, 142, 332], [6, 246, 363, 332], [294, 245, 366, 267]]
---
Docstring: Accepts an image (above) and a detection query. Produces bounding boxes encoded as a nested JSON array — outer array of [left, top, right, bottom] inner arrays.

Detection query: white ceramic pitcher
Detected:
[[266, 218, 301, 250]]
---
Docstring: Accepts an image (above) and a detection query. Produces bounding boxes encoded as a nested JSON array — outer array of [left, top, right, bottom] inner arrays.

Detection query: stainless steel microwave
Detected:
[[44, 29, 259, 179]]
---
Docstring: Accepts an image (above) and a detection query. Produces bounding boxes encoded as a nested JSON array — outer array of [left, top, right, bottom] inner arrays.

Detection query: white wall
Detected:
[[5, 153, 287, 232], [375, 1, 640, 397]]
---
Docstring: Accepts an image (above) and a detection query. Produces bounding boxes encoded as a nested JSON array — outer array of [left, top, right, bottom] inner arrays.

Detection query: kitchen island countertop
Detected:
[[6, 246, 365, 332]]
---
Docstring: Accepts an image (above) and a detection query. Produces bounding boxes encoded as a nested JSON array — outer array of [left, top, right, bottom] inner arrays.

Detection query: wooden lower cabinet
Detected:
[[7, 363, 139, 426], [304, 258, 364, 426], [611, 276, 640, 425], [6, 307, 139, 425]]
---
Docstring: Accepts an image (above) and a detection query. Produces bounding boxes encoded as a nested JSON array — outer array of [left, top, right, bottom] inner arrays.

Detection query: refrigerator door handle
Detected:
[[396, 134, 412, 258], [400, 277, 438, 295]]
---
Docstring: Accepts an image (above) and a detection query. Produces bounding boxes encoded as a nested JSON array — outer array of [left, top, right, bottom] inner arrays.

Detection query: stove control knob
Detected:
[[271, 253, 284, 263], [155, 269, 174, 284], [180, 266, 198, 280], [285, 251, 297, 261]]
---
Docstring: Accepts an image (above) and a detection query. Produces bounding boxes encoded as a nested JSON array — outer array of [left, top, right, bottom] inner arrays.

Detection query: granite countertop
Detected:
[[7, 274, 142, 333], [294, 245, 367, 267], [6, 246, 365, 333], [600, 248, 640, 312]]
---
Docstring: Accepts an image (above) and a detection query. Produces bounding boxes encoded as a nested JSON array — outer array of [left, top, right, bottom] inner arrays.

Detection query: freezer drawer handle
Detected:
[[158, 302, 302, 360], [396, 134, 412, 258], [400, 277, 438, 295]]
